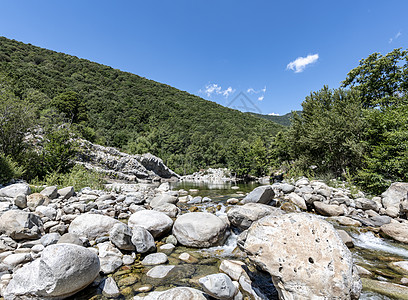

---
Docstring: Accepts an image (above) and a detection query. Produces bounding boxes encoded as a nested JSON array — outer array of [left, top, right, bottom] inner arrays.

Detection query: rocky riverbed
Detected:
[[0, 178, 408, 299]]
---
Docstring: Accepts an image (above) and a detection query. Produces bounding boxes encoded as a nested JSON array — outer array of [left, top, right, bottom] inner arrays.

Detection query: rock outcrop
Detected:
[[76, 139, 179, 181]]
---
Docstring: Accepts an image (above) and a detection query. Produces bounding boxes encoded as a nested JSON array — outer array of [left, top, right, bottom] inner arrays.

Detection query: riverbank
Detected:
[[0, 177, 407, 299]]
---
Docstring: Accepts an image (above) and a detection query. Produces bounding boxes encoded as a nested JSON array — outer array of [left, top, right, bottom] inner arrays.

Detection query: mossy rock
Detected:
[[362, 278, 408, 299]]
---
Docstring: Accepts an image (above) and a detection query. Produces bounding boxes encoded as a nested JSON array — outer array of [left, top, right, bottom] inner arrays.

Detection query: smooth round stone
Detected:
[[122, 255, 135, 265], [141, 253, 168, 265], [146, 265, 175, 279]]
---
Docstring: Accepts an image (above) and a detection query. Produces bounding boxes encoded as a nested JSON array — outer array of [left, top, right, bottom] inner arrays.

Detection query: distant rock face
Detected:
[[75, 139, 179, 181], [241, 213, 361, 300]]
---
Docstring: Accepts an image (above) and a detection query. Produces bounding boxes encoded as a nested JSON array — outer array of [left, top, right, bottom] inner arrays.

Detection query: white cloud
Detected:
[[223, 87, 234, 97], [286, 54, 319, 73], [389, 31, 402, 43], [258, 95, 264, 101], [268, 112, 280, 116], [200, 83, 235, 98], [247, 86, 267, 94]]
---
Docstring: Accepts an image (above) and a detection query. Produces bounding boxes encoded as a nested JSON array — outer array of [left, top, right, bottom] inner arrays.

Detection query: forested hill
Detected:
[[247, 111, 301, 127], [0, 36, 283, 175]]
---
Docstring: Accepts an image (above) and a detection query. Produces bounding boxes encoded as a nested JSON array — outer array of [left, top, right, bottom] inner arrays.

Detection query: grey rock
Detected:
[[109, 222, 135, 251], [286, 192, 307, 210], [153, 203, 180, 218], [337, 229, 354, 248], [3, 253, 31, 267], [40, 233, 61, 247], [4, 244, 100, 299], [101, 277, 120, 298], [40, 186, 58, 200], [382, 182, 408, 216], [128, 210, 173, 238], [314, 201, 344, 216], [14, 195, 27, 209], [354, 198, 378, 212], [241, 186, 275, 205], [227, 203, 283, 230], [0, 183, 30, 198], [173, 212, 228, 247], [141, 253, 168, 265], [199, 273, 237, 300], [68, 213, 122, 240], [58, 233, 83, 246], [150, 194, 178, 208], [133, 287, 207, 300], [280, 183, 296, 194], [0, 210, 43, 240], [58, 186, 75, 200], [98, 241, 123, 274], [35, 205, 57, 220], [146, 265, 175, 279], [131, 226, 156, 253]]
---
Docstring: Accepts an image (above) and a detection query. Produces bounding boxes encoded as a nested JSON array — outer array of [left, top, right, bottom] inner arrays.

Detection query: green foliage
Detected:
[[0, 86, 35, 158], [0, 154, 25, 184], [342, 48, 408, 108], [0, 37, 283, 177], [51, 91, 87, 123], [247, 111, 300, 127], [42, 127, 78, 174], [31, 164, 105, 191], [272, 86, 365, 177], [356, 101, 408, 194]]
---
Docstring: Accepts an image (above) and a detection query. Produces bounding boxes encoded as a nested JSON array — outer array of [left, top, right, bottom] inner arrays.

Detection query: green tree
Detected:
[[272, 87, 365, 177], [51, 91, 87, 123], [342, 48, 408, 108], [0, 88, 34, 158]]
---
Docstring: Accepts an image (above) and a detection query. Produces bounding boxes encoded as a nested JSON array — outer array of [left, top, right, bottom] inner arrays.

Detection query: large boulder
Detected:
[[382, 182, 408, 216], [0, 183, 30, 199], [172, 212, 228, 247], [227, 203, 284, 230], [128, 210, 173, 238], [0, 210, 43, 240], [241, 186, 275, 205], [4, 244, 100, 299], [241, 213, 361, 299], [381, 222, 408, 244], [68, 213, 122, 240]]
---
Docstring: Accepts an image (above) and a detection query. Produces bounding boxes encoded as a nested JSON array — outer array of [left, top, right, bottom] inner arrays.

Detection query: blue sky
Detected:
[[1, 1, 407, 115]]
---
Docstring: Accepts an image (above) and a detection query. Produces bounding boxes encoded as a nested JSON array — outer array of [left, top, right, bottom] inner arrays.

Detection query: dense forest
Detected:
[[0, 36, 284, 182], [271, 48, 408, 194]]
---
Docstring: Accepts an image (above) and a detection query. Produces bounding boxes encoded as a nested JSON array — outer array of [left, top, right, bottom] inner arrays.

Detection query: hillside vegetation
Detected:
[[0, 36, 283, 180], [271, 48, 408, 194], [247, 111, 300, 127]]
